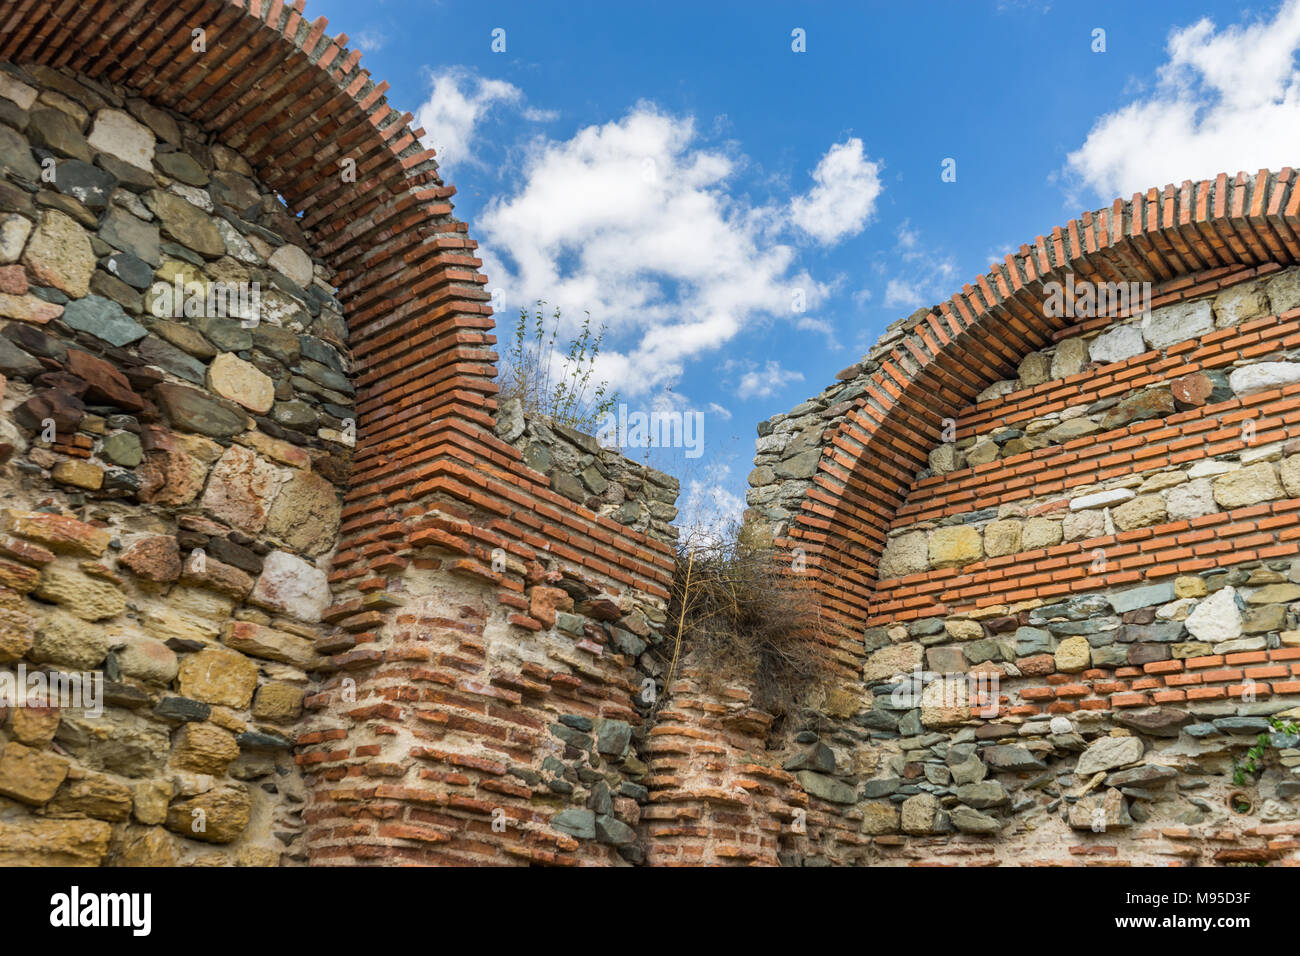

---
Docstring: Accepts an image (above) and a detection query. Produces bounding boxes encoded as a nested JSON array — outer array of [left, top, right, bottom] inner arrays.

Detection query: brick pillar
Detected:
[[641, 667, 805, 865]]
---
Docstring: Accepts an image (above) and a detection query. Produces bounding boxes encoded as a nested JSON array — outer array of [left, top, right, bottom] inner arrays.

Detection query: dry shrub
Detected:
[[657, 519, 832, 716]]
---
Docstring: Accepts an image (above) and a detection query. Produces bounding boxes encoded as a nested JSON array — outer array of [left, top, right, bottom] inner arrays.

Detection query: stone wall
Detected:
[[0, 55, 684, 868], [0, 61, 350, 865], [743, 195, 1300, 866], [0, 0, 687, 869], [495, 396, 679, 547]]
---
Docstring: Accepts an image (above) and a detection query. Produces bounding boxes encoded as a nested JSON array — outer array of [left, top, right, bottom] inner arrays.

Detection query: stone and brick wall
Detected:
[[299, 398, 679, 866], [495, 396, 680, 546], [5, 0, 1298, 870], [743, 174, 1300, 866], [0, 59, 348, 865], [0, 0, 686, 869]]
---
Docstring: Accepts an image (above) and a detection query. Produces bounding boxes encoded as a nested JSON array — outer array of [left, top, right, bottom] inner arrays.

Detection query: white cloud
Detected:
[[1066, 0, 1300, 200], [794, 314, 841, 350], [896, 219, 920, 252], [678, 465, 746, 545], [478, 105, 832, 395], [880, 222, 958, 312], [415, 69, 526, 176], [735, 360, 804, 400], [354, 29, 387, 53], [707, 402, 733, 420], [790, 138, 883, 244], [883, 278, 925, 310]]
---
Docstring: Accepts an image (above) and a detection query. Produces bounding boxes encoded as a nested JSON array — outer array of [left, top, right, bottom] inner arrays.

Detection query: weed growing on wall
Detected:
[[497, 300, 619, 432], [658, 519, 830, 715], [1233, 716, 1300, 787]]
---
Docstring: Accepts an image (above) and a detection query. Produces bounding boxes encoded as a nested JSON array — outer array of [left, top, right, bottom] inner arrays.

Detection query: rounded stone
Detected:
[[921, 676, 969, 727], [1171, 372, 1214, 407], [33, 566, 125, 621], [1112, 494, 1166, 531], [1022, 516, 1063, 550], [1016, 351, 1050, 388], [30, 609, 111, 668], [928, 525, 983, 569], [1281, 454, 1300, 497], [177, 647, 258, 708], [100, 431, 143, 467], [116, 632, 179, 684], [52, 459, 103, 490], [265, 469, 342, 556], [87, 108, 156, 169], [199, 444, 283, 534], [22, 210, 94, 298], [1166, 478, 1216, 520], [944, 619, 984, 642], [207, 352, 274, 414], [1213, 462, 1283, 509], [138, 446, 209, 506], [1184, 586, 1243, 644], [118, 535, 182, 583], [145, 189, 223, 258], [1077, 736, 1144, 775], [250, 550, 331, 623], [900, 792, 938, 834], [164, 787, 250, 844], [268, 243, 314, 286], [878, 530, 928, 579], [860, 802, 899, 835], [983, 519, 1022, 557], [252, 682, 304, 722], [1050, 337, 1088, 379], [1054, 636, 1092, 673]]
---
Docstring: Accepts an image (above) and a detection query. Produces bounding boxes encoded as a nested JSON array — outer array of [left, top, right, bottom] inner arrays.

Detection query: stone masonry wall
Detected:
[[0, 61, 351, 866], [746, 252, 1300, 866], [295, 398, 680, 865], [1, 0, 686, 869], [495, 396, 680, 547], [14, 0, 1294, 871]]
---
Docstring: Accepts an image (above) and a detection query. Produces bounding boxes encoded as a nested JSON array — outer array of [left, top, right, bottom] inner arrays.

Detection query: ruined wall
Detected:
[[299, 400, 678, 866], [14, 1, 1298, 872], [744, 175, 1300, 866], [0, 61, 351, 865], [0, 0, 689, 869]]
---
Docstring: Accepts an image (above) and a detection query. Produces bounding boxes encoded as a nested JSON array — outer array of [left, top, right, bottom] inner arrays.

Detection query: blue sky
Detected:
[[310, 0, 1300, 534]]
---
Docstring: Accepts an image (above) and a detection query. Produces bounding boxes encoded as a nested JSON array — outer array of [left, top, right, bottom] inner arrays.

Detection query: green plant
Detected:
[[1232, 715, 1300, 786], [497, 300, 618, 432]]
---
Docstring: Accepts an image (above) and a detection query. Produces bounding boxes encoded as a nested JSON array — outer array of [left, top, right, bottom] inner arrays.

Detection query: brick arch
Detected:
[[6, 1, 679, 868], [787, 169, 1300, 635], [4, 0, 672, 601], [4, 0, 501, 551]]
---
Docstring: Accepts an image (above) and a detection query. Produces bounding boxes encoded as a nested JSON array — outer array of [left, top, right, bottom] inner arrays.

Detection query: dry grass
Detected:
[[656, 519, 832, 716]]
